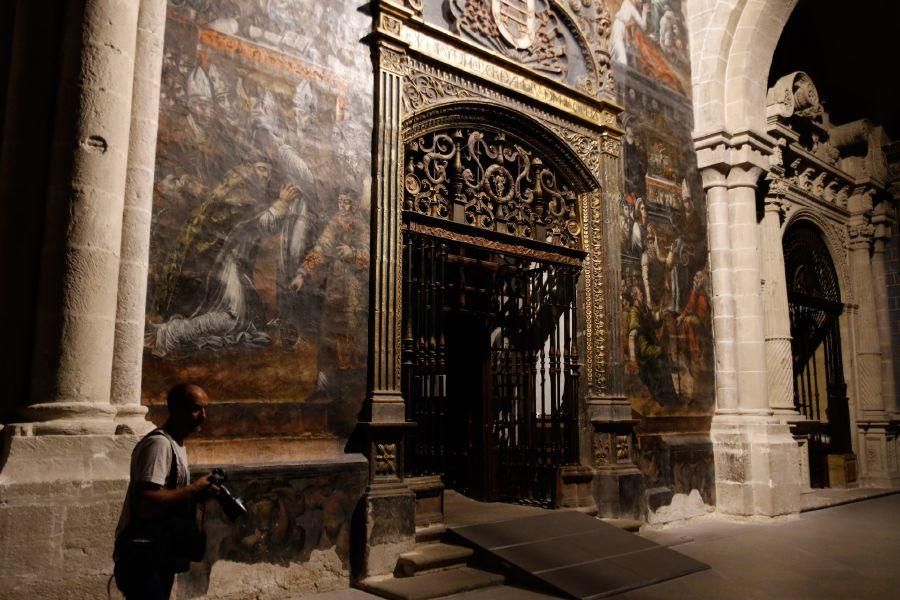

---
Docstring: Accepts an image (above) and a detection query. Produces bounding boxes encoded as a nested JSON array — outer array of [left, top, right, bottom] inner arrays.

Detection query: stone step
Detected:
[[414, 523, 447, 544], [396, 542, 474, 577], [358, 567, 504, 600]]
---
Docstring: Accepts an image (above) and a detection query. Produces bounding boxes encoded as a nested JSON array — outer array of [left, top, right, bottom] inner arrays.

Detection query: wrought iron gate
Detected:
[[403, 228, 581, 506], [784, 223, 850, 488]]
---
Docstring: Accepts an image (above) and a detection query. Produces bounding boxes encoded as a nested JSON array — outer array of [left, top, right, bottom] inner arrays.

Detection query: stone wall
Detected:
[[611, 0, 715, 518], [143, 0, 373, 455], [179, 458, 367, 600]]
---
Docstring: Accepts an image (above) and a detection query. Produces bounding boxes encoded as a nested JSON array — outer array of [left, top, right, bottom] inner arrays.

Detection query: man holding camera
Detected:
[[114, 383, 218, 599]]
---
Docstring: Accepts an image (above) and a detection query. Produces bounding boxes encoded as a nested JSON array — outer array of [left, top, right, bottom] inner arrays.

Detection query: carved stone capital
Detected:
[[699, 166, 728, 190], [727, 164, 764, 189]]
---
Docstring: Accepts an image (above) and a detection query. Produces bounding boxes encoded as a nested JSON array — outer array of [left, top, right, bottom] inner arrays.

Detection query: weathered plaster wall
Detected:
[[143, 1, 372, 453], [179, 459, 367, 600], [612, 0, 715, 516]]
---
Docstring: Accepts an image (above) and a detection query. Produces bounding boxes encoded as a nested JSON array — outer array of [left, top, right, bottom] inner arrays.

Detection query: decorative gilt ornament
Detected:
[[492, 0, 537, 50], [404, 127, 582, 248]]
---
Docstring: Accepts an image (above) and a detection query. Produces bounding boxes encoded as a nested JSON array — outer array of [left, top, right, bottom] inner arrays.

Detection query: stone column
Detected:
[[702, 157, 799, 517], [588, 132, 642, 519], [847, 189, 885, 419], [700, 167, 738, 414], [110, 0, 166, 433], [759, 194, 797, 415], [871, 206, 898, 417], [24, 0, 141, 435], [110, 0, 167, 434], [357, 4, 416, 578], [726, 165, 769, 414]]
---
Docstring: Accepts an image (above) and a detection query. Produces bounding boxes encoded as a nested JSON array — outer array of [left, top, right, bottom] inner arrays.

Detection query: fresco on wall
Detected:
[[609, 0, 690, 95], [618, 82, 713, 419], [143, 0, 372, 438]]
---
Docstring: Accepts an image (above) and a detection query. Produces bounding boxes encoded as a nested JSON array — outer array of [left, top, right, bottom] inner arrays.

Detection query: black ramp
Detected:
[[450, 511, 709, 599]]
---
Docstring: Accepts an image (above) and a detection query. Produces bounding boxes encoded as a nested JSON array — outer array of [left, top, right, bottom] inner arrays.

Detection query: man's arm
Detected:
[[137, 474, 215, 506]]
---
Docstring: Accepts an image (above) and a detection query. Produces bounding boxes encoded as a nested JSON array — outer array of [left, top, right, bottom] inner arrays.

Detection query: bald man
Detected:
[[114, 384, 217, 599]]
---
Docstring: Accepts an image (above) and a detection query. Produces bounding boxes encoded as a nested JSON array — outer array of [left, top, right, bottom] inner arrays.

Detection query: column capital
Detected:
[[699, 165, 728, 190], [727, 164, 764, 189]]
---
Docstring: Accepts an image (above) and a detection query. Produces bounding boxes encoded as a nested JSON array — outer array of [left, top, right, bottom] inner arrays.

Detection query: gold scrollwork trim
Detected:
[[580, 189, 607, 392]]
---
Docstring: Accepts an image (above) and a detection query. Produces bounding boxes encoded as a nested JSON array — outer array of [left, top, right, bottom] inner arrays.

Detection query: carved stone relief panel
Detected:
[[441, 0, 614, 98]]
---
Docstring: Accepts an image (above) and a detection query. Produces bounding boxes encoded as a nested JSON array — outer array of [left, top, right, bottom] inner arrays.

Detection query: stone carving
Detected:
[[564, 0, 614, 93], [615, 434, 630, 462], [375, 443, 398, 477], [448, 0, 568, 77], [404, 127, 582, 248], [380, 12, 403, 34], [492, 0, 538, 50], [379, 46, 408, 76], [602, 136, 620, 157], [593, 432, 610, 464], [444, 0, 614, 97], [546, 125, 603, 176], [402, 73, 479, 113]]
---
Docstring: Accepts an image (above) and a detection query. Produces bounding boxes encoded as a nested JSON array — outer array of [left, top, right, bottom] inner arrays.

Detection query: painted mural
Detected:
[[617, 85, 713, 418], [609, 0, 690, 95], [614, 1, 716, 504], [143, 0, 372, 438]]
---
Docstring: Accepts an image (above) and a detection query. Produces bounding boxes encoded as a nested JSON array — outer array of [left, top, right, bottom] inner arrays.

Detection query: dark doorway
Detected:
[[784, 222, 852, 488], [403, 227, 581, 506]]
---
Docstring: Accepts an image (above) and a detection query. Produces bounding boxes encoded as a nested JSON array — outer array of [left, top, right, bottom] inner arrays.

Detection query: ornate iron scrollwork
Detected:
[[404, 127, 582, 249]]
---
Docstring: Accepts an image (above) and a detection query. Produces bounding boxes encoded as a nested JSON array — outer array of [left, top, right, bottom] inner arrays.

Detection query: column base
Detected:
[[15, 402, 119, 435], [114, 404, 155, 435], [591, 466, 643, 519], [353, 482, 415, 579], [557, 464, 598, 513], [711, 414, 801, 517], [856, 422, 900, 489], [0, 429, 138, 598]]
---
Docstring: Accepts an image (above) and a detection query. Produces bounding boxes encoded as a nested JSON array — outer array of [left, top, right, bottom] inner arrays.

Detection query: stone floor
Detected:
[[307, 491, 900, 599]]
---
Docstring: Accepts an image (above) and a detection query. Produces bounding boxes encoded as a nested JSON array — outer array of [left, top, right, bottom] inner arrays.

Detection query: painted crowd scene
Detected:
[[143, 0, 372, 438], [613, 0, 715, 420]]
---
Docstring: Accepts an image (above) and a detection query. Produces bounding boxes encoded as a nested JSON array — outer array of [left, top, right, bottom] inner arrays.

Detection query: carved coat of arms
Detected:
[[491, 0, 537, 50]]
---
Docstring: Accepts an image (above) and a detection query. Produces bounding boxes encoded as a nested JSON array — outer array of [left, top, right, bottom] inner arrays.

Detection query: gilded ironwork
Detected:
[[404, 127, 582, 248], [406, 219, 583, 266]]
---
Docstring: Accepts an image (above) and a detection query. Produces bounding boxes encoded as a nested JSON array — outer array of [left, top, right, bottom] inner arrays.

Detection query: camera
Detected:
[[208, 468, 248, 522]]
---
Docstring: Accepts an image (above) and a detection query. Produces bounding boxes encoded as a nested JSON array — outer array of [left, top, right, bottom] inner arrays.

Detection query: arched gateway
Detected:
[[783, 221, 852, 487], [358, 0, 632, 570]]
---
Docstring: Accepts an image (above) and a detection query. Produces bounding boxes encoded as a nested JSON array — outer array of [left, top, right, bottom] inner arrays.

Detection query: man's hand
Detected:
[[337, 244, 354, 259], [290, 272, 304, 292], [190, 474, 220, 500], [278, 183, 302, 204]]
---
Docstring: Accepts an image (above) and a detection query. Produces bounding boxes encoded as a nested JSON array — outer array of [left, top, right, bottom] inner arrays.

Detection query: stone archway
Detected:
[[685, 0, 804, 517]]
